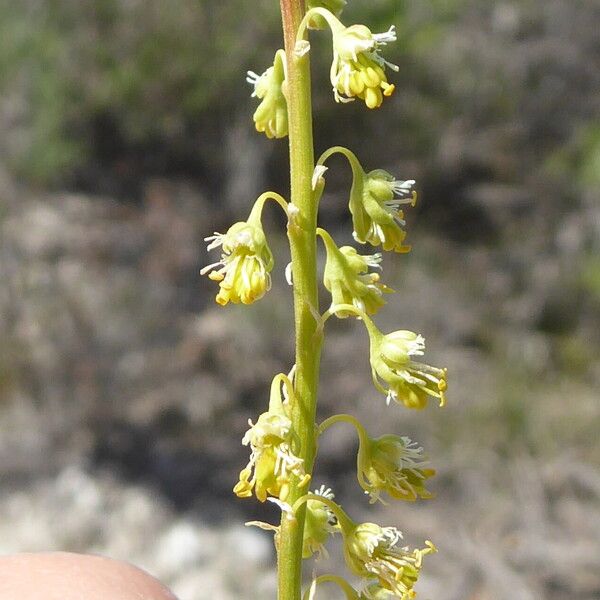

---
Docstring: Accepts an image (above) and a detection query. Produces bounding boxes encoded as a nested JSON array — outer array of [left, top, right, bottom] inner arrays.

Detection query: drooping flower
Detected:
[[201, 205, 274, 306], [329, 20, 398, 108], [350, 168, 417, 253], [341, 520, 436, 600], [246, 49, 288, 138], [369, 327, 447, 409], [319, 228, 393, 317], [298, 10, 398, 108], [302, 485, 339, 558], [233, 374, 309, 502], [297, 496, 435, 599], [357, 434, 434, 503]]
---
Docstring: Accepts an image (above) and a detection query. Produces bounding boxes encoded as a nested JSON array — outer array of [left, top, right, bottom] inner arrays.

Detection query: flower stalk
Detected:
[[278, 1, 323, 599]]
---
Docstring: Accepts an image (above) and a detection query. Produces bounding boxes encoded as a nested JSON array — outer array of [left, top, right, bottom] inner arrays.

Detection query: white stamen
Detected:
[[268, 497, 296, 520], [246, 70, 262, 96], [311, 165, 328, 190], [294, 40, 311, 57], [313, 484, 335, 500], [373, 25, 397, 46], [368, 51, 399, 72]]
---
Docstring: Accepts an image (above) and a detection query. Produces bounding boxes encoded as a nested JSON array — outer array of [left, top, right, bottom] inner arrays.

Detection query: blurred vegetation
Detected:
[[0, 0, 282, 184], [0, 0, 470, 187]]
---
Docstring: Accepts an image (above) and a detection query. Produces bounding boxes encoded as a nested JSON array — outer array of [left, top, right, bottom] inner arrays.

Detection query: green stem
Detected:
[[321, 302, 379, 337], [316, 146, 363, 176], [278, 1, 322, 599], [301, 575, 358, 600], [248, 191, 289, 223], [319, 413, 369, 449], [297, 7, 343, 42]]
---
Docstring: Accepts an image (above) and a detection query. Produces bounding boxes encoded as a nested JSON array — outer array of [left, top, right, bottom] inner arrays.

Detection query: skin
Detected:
[[0, 553, 178, 600]]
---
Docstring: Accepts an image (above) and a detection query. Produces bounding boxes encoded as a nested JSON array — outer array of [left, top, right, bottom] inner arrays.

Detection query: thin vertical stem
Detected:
[[278, 1, 322, 599]]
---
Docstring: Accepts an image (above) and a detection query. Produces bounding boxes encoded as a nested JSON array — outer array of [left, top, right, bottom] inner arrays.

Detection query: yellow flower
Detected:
[[330, 23, 398, 108], [369, 328, 447, 409], [357, 434, 434, 503], [201, 210, 273, 306], [319, 228, 393, 317], [233, 374, 309, 502], [246, 50, 288, 139], [298, 10, 397, 108]]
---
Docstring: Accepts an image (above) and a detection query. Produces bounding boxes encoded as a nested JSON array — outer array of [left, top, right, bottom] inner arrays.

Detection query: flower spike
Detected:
[[247, 49, 288, 139]]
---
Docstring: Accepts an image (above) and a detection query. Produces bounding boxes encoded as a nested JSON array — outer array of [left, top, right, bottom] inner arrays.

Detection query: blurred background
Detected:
[[0, 0, 599, 598]]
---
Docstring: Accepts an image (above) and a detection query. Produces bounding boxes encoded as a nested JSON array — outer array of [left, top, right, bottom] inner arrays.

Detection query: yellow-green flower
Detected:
[[319, 228, 393, 317], [350, 168, 417, 253], [247, 50, 288, 138], [369, 327, 447, 409], [330, 22, 398, 108], [357, 434, 434, 503], [201, 207, 273, 306], [298, 10, 397, 108], [302, 485, 339, 558], [297, 496, 435, 599], [340, 520, 436, 600], [233, 374, 309, 502]]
